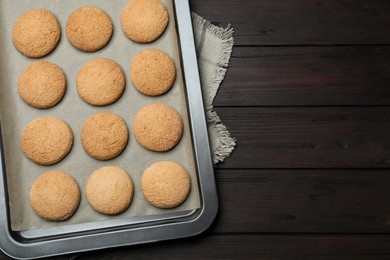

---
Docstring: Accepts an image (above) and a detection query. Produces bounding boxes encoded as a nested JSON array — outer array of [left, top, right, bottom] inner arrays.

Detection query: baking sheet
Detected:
[[0, 0, 201, 231]]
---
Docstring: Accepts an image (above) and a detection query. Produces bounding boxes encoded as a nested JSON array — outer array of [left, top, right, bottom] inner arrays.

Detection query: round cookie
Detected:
[[66, 6, 113, 52], [141, 161, 191, 209], [12, 9, 61, 58], [121, 0, 169, 43], [81, 112, 128, 160], [18, 61, 66, 109], [77, 58, 125, 106], [130, 49, 176, 96], [86, 166, 134, 215], [133, 103, 183, 152], [30, 171, 80, 221], [20, 116, 73, 166]]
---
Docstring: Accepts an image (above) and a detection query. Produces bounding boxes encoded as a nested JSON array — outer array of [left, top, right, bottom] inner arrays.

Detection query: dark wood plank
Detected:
[[2, 235, 390, 260], [72, 235, 390, 260], [215, 46, 390, 107], [213, 169, 390, 233], [216, 107, 390, 169], [190, 0, 390, 45]]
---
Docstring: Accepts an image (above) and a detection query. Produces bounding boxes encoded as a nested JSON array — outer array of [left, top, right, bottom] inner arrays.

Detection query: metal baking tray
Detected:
[[0, 0, 218, 258]]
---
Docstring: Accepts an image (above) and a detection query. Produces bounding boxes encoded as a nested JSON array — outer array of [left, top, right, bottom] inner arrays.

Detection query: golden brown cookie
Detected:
[[30, 171, 80, 221], [66, 6, 113, 52], [141, 161, 191, 209], [81, 112, 128, 160], [133, 103, 183, 152], [18, 61, 66, 109], [86, 166, 134, 215], [20, 116, 73, 166], [77, 58, 125, 106], [121, 0, 169, 43], [130, 49, 176, 96], [12, 9, 61, 58]]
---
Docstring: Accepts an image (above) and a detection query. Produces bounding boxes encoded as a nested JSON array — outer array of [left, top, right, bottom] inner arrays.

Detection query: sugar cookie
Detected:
[[81, 112, 128, 160], [121, 0, 168, 43], [142, 161, 191, 209], [12, 9, 61, 58], [133, 103, 183, 152], [66, 6, 113, 52], [130, 49, 175, 96], [30, 171, 80, 221], [18, 61, 66, 109], [77, 58, 125, 106], [86, 166, 134, 215], [21, 116, 73, 165]]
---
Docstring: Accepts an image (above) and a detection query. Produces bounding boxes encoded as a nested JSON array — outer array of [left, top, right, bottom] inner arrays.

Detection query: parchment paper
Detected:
[[0, 0, 201, 231]]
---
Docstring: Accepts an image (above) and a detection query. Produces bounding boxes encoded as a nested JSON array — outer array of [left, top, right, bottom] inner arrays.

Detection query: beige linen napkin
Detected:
[[192, 13, 236, 165]]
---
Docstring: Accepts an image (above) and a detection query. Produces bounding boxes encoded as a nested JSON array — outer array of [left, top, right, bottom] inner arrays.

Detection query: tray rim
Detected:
[[0, 0, 218, 258]]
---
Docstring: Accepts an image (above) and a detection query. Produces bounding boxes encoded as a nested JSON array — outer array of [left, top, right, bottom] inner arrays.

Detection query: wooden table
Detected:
[[2, 1, 390, 259]]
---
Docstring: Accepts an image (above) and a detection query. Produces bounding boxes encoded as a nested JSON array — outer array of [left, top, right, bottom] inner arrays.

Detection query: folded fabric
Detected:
[[192, 13, 236, 165]]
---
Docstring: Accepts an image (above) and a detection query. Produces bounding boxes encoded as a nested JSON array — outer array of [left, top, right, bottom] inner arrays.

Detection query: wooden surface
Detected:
[[2, 0, 390, 259]]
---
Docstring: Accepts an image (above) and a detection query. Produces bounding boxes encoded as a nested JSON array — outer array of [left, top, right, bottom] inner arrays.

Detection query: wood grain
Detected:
[[213, 169, 390, 233], [190, 0, 390, 45], [216, 107, 390, 169], [215, 46, 390, 107], [77, 235, 390, 260]]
